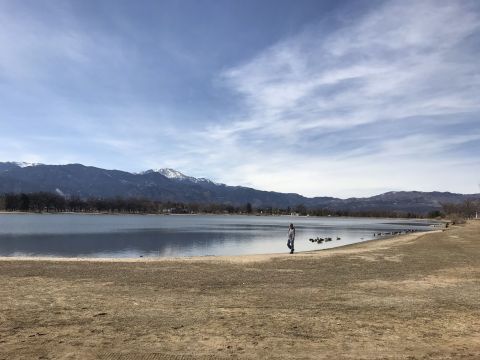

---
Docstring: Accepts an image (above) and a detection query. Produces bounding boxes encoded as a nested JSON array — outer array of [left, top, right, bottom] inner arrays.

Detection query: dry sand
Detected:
[[0, 221, 479, 359]]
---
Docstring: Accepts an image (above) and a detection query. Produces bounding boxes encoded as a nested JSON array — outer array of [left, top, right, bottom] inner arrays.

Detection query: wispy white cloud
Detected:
[[174, 0, 480, 196], [217, 0, 480, 136], [0, 3, 109, 81], [0, 1, 186, 171]]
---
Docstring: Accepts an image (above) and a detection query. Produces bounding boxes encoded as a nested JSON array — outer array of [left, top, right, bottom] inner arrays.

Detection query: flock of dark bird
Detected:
[[372, 229, 419, 237], [308, 236, 341, 244], [308, 229, 419, 244]]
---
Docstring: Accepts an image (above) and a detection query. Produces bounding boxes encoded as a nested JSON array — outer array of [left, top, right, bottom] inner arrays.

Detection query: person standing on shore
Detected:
[[287, 223, 295, 254]]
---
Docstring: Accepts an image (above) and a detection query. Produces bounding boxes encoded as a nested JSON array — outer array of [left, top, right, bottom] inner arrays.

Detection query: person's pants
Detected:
[[287, 239, 294, 251]]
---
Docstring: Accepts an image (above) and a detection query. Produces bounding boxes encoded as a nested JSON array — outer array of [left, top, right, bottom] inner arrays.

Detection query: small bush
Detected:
[[450, 215, 466, 225]]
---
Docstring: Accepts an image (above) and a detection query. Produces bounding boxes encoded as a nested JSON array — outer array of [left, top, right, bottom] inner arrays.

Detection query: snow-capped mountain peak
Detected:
[[15, 161, 42, 168], [155, 168, 189, 180], [141, 168, 220, 185]]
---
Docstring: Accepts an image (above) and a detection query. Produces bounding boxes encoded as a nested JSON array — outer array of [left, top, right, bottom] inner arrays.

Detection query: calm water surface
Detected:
[[0, 214, 440, 258]]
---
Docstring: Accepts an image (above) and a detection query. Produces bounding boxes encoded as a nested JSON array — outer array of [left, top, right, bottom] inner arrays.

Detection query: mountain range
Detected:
[[1, 162, 478, 214]]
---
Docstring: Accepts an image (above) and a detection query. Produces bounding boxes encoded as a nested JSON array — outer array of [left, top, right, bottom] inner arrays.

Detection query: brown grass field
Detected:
[[0, 221, 479, 359]]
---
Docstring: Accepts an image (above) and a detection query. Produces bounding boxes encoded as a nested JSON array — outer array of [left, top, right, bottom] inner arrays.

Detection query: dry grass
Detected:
[[0, 222, 479, 359]]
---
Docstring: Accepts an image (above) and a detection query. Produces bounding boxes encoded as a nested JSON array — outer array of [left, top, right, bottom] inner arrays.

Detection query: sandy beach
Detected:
[[0, 221, 479, 359]]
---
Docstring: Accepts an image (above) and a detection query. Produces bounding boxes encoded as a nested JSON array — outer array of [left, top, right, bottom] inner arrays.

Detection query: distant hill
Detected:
[[0, 162, 478, 214]]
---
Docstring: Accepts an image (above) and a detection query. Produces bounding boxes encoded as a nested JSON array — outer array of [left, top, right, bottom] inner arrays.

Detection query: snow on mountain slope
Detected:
[[155, 168, 189, 180], [143, 168, 217, 184], [14, 162, 42, 168]]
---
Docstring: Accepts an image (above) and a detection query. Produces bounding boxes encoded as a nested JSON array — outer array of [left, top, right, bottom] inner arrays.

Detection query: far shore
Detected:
[[0, 209, 442, 220]]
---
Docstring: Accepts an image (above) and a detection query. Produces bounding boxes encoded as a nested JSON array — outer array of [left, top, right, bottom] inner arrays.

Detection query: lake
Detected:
[[0, 214, 440, 258]]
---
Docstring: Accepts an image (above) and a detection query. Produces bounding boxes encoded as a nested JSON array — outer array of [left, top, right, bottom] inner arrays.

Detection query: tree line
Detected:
[[440, 199, 480, 223], [1, 191, 473, 218]]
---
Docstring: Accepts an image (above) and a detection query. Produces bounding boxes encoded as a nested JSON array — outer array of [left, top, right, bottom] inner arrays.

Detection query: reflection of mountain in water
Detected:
[[0, 230, 258, 258]]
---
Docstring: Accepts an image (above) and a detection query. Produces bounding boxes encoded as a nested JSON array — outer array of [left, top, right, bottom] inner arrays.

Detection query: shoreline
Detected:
[[0, 210, 443, 221], [0, 229, 438, 263]]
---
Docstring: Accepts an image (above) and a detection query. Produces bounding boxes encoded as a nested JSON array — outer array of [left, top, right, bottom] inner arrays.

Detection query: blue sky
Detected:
[[1, 0, 479, 198]]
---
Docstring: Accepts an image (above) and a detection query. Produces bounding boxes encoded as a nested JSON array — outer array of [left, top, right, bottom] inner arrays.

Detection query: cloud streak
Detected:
[[219, 0, 480, 135], [180, 0, 480, 196]]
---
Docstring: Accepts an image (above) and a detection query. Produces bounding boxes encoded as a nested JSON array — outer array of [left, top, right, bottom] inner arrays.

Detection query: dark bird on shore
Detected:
[[336, 237, 341, 240]]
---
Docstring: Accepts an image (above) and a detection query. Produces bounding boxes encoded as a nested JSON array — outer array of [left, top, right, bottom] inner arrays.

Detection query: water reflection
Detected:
[[0, 231, 254, 257], [0, 214, 439, 258]]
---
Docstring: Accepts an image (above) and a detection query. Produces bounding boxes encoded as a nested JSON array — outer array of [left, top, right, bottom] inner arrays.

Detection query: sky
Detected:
[[0, 0, 479, 198]]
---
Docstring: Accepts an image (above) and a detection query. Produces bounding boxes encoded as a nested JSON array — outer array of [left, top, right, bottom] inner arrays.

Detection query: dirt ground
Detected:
[[0, 221, 479, 360]]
